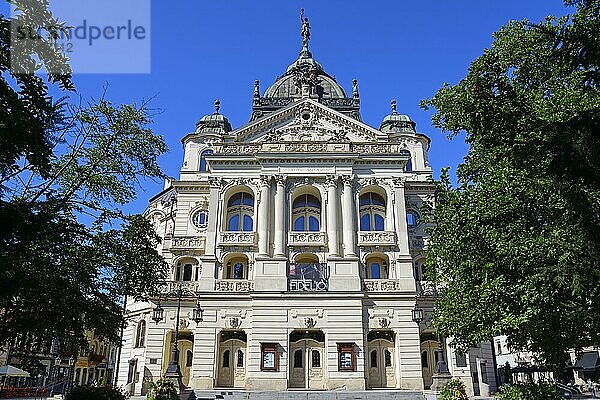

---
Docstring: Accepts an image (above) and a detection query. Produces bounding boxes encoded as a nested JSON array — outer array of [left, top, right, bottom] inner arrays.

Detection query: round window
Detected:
[[191, 210, 208, 229]]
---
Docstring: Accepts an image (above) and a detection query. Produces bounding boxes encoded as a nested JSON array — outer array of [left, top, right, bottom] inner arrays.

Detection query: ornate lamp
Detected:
[[192, 302, 204, 326], [152, 303, 164, 324], [411, 305, 424, 324]]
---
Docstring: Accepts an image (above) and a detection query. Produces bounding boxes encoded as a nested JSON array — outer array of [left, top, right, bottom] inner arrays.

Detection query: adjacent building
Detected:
[[117, 16, 497, 397]]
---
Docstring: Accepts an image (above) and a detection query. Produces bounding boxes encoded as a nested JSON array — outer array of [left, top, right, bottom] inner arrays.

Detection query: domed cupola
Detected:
[[194, 99, 232, 141], [251, 10, 361, 121], [379, 100, 416, 135]]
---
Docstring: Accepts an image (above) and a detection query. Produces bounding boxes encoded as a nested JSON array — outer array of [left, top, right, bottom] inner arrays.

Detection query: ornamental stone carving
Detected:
[[208, 176, 223, 188], [363, 279, 401, 292], [215, 280, 254, 292], [218, 232, 257, 246], [288, 231, 326, 247], [357, 231, 396, 246], [170, 236, 206, 250]]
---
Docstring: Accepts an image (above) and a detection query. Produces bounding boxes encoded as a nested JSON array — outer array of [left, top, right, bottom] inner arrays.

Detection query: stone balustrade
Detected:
[[214, 279, 254, 292], [288, 231, 327, 247], [160, 281, 200, 296], [218, 231, 257, 246], [362, 279, 401, 292], [357, 231, 396, 246], [167, 236, 206, 251], [416, 280, 438, 297]]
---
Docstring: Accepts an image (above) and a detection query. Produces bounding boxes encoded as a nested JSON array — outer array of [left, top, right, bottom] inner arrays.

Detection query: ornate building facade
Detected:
[[117, 17, 497, 397]]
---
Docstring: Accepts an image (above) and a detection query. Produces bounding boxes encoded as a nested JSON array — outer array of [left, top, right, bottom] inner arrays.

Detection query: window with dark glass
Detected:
[[226, 192, 254, 231], [225, 257, 247, 279], [191, 210, 208, 229], [385, 350, 392, 367], [407, 210, 419, 227], [186, 350, 193, 367], [481, 362, 488, 384], [199, 149, 213, 172], [456, 352, 467, 367], [405, 157, 413, 172], [359, 192, 386, 231], [237, 350, 244, 367], [222, 350, 230, 367], [421, 351, 428, 367], [135, 320, 146, 348], [294, 349, 303, 368], [311, 350, 320, 368], [292, 194, 321, 231], [370, 350, 377, 367]]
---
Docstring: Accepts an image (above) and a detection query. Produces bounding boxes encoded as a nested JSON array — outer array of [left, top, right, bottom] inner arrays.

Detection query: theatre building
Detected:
[[117, 18, 497, 397]]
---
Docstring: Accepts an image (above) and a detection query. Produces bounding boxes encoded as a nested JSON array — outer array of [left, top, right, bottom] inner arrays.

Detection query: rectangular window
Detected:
[[480, 362, 488, 384], [337, 343, 355, 371], [455, 352, 468, 368], [261, 343, 278, 371]]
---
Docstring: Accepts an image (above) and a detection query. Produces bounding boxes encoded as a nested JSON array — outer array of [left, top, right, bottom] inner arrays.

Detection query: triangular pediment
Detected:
[[233, 98, 385, 143]]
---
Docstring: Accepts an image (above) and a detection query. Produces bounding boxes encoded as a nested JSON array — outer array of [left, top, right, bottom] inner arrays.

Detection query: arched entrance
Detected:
[[367, 330, 397, 388], [217, 330, 247, 388], [162, 331, 193, 387], [420, 333, 439, 390], [289, 330, 325, 389]]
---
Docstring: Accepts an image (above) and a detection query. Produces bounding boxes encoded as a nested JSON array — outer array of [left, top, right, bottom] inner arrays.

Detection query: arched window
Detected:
[[370, 350, 377, 367], [135, 320, 146, 348], [226, 192, 254, 231], [311, 350, 320, 368], [366, 255, 388, 279], [407, 210, 419, 227], [294, 349, 303, 368], [176, 263, 193, 281], [292, 194, 321, 232], [225, 256, 248, 279], [199, 149, 213, 172], [359, 192, 386, 231], [223, 350, 230, 367], [405, 157, 413, 172]]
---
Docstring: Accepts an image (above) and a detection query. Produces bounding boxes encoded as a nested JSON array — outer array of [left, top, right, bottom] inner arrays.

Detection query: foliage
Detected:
[[496, 383, 562, 400], [147, 378, 179, 400], [0, 0, 169, 362], [421, 0, 600, 366], [438, 379, 469, 400], [65, 385, 126, 400]]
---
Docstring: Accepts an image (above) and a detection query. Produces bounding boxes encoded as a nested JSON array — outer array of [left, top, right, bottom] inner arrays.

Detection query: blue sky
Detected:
[[5, 0, 573, 216]]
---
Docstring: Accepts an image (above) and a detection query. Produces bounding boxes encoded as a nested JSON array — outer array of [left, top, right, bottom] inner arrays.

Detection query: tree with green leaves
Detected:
[[0, 1, 169, 360], [422, 0, 599, 367]]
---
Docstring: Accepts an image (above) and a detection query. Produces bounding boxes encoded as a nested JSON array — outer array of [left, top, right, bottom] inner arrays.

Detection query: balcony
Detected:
[[362, 279, 401, 292], [357, 231, 396, 246], [167, 236, 206, 251], [159, 280, 200, 296], [416, 280, 438, 297], [215, 279, 254, 292], [288, 231, 326, 247], [218, 231, 257, 246], [288, 263, 329, 292]]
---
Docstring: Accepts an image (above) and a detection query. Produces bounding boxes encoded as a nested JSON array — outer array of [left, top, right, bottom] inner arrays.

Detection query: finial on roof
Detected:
[[300, 9, 312, 58], [391, 99, 397, 115], [254, 80, 260, 98], [352, 79, 359, 99], [214, 99, 220, 114]]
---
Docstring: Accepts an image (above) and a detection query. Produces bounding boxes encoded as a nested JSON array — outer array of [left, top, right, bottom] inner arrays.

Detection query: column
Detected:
[[341, 175, 356, 257], [273, 175, 286, 257], [326, 175, 339, 257], [257, 176, 271, 257], [393, 177, 410, 255]]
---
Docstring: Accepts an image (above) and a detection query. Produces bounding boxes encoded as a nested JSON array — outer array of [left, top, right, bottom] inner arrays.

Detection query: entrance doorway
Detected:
[[162, 331, 193, 387], [420, 334, 439, 390], [289, 330, 325, 389], [367, 331, 397, 388], [217, 331, 247, 388]]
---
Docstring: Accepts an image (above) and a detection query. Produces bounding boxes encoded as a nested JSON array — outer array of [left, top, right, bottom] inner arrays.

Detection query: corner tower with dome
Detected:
[[117, 13, 497, 397]]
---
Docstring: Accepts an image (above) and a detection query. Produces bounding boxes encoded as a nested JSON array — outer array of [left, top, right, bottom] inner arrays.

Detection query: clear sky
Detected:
[[4, 0, 573, 216]]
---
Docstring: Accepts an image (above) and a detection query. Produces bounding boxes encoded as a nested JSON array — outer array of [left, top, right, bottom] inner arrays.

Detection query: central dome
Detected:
[[263, 54, 348, 99]]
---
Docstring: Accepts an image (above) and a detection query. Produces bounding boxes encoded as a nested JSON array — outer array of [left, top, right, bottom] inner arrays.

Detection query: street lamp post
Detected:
[[152, 282, 203, 394], [411, 304, 452, 391]]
